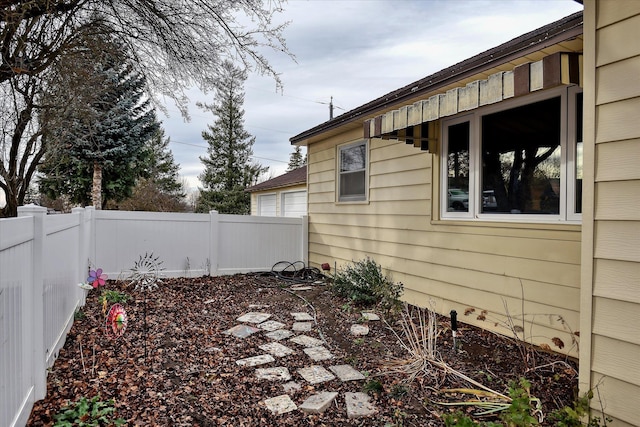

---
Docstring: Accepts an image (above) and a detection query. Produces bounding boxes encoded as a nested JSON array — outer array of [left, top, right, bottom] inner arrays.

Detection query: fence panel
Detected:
[[94, 210, 211, 279], [217, 214, 306, 274], [0, 216, 36, 427], [42, 213, 84, 368]]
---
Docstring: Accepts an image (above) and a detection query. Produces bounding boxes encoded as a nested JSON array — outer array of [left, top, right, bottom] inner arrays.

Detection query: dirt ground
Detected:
[[27, 274, 578, 426]]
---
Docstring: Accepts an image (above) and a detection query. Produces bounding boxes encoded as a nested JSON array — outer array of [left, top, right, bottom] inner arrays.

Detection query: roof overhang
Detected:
[[291, 11, 583, 147]]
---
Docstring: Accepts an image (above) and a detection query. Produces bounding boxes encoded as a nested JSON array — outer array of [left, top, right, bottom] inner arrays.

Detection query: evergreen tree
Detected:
[[139, 129, 185, 199], [287, 146, 306, 171], [196, 60, 267, 214], [38, 35, 159, 209]]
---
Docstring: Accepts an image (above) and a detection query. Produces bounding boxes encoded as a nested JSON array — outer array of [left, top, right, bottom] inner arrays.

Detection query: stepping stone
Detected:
[[259, 342, 295, 357], [290, 335, 323, 347], [236, 312, 272, 324], [292, 322, 313, 332], [263, 394, 297, 415], [256, 366, 292, 381], [299, 391, 339, 414], [329, 365, 366, 382], [236, 354, 275, 367], [259, 320, 287, 332], [297, 365, 336, 384], [291, 312, 314, 321], [223, 324, 261, 338], [265, 329, 294, 341], [345, 392, 377, 419], [361, 311, 380, 321], [282, 381, 301, 393], [303, 346, 333, 361], [350, 324, 370, 336]]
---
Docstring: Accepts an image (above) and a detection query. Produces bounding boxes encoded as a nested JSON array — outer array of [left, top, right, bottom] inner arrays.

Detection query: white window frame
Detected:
[[440, 86, 581, 223], [337, 140, 368, 202]]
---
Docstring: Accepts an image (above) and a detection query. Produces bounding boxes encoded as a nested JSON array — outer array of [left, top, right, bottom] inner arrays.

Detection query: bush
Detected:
[[331, 257, 403, 315]]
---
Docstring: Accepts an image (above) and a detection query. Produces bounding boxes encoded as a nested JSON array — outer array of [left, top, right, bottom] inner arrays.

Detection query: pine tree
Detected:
[[287, 146, 306, 171], [139, 129, 185, 199], [196, 60, 267, 214], [38, 36, 159, 209]]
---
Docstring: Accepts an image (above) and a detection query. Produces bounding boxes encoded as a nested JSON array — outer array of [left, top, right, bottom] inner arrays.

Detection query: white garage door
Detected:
[[258, 194, 276, 216], [282, 191, 307, 217]]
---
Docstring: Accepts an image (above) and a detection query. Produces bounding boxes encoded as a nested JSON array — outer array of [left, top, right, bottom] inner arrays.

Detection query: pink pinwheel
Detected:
[[105, 304, 127, 340], [87, 268, 108, 288]]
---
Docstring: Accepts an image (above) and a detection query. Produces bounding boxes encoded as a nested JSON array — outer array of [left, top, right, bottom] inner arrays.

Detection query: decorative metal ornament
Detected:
[[105, 304, 128, 340], [129, 253, 164, 292]]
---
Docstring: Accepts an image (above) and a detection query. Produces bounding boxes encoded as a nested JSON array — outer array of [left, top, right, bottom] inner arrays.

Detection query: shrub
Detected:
[[331, 257, 403, 315]]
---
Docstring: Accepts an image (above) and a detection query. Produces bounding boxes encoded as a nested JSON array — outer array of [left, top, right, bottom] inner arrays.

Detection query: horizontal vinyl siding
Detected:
[[588, 2, 640, 425], [307, 133, 581, 356]]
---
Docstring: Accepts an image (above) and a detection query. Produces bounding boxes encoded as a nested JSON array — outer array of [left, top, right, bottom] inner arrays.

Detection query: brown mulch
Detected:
[[27, 274, 578, 426]]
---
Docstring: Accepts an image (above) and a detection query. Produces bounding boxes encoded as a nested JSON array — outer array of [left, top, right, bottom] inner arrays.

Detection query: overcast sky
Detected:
[[159, 0, 584, 191]]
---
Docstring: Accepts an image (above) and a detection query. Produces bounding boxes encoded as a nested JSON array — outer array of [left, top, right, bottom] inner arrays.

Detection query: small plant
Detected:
[[353, 337, 365, 346], [74, 309, 86, 321], [101, 290, 130, 305], [363, 379, 384, 395], [332, 257, 403, 315], [53, 395, 125, 426], [548, 388, 612, 427]]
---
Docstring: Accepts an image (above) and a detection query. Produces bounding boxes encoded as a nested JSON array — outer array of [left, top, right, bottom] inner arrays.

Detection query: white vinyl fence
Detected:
[[0, 206, 308, 427]]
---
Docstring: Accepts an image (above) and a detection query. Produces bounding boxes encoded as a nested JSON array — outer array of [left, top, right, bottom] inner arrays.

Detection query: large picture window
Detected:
[[441, 88, 581, 222], [338, 140, 367, 202]]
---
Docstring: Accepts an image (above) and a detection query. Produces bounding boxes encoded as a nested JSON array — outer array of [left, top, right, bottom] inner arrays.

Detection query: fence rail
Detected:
[[0, 206, 307, 427]]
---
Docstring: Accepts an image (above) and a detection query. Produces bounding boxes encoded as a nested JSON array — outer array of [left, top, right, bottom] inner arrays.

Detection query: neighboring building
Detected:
[[291, 3, 639, 425], [246, 165, 307, 217]]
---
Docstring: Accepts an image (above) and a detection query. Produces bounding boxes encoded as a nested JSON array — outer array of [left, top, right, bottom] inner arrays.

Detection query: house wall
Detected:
[[580, 1, 640, 425], [250, 184, 307, 216], [307, 124, 582, 356]]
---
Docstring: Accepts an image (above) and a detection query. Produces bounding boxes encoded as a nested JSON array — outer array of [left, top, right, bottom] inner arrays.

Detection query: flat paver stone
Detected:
[[282, 381, 301, 393], [259, 342, 295, 357], [303, 346, 334, 361], [361, 312, 380, 321], [297, 365, 335, 384], [350, 324, 370, 336], [223, 324, 261, 338], [329, 364, 366, 381], [265, 329, 294, 341], [236, 312, 272, 324], [292, 322, 313, 332], [291, 312, 314, 321], [299, 391, 338, 414], [263, 394, 297, 415], [256, 366, 292, 381], [259, 320, 287, 332], [235, 354, 275, 367], [345, 392, 377, 418], [290, 334, 324, 347]]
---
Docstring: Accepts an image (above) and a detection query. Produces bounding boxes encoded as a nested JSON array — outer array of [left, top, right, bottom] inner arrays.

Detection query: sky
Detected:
[[162, 0, 583, 192]]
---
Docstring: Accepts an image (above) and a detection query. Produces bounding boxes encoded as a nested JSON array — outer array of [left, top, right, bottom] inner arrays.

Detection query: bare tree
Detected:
[[0, 0, 291, 216]]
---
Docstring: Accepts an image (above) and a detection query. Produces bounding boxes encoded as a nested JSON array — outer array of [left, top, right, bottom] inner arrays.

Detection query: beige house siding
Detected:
[[581, 1, 640, 425], [308, 121, 582, 356], [250, 184, 307, 217]]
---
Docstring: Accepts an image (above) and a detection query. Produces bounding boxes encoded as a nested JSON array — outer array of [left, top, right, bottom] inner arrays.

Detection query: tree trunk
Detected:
[[92, 161, 102, 210]]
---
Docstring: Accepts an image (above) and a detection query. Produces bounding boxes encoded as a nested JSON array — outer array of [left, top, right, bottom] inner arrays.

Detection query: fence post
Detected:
[[72, 207, 88, 306], [18, 204, 47, 400], [85, 206, 95, 267], [209, 210, 219, 276], [301, 215, 309, 266]]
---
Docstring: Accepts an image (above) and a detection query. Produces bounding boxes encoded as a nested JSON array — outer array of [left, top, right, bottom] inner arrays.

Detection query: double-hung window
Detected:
[[338, 140, 367, 202], [441, 87, 582, 222]]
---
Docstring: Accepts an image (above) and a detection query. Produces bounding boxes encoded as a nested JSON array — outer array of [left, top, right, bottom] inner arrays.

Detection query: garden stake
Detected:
[[450, 309, 459, 352]]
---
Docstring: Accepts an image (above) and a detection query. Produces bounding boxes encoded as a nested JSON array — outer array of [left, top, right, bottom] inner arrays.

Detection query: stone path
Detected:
[[222, 306, 381, 419]]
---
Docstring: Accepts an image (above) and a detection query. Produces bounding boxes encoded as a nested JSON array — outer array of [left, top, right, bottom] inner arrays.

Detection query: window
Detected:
[[441, 87, 581, 222], [257, 194, 276, 216], [338, 140, 367, 201]]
